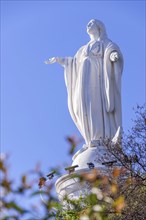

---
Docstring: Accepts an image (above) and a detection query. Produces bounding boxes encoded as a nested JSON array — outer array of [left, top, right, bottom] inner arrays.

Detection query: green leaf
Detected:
[[6, 201, 28, 214]]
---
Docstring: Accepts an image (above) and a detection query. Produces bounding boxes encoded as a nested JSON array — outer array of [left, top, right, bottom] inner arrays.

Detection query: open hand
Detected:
[[44, 57, 66, 66], [44, 57, 57, 64]]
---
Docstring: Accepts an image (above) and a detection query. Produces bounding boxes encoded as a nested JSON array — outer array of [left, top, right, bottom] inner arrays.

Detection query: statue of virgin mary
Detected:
[[45, 19, 124, 147]]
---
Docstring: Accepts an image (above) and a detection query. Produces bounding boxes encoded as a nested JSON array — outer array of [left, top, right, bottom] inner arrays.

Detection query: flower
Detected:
[[91, 187, 103, 200], [93, 204, 102, 212], [80, 215, 90, 220]]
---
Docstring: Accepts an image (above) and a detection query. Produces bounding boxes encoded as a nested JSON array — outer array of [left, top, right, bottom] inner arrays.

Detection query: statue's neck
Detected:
[[90, 35, 100, 41], [90, 34, 106, 42]]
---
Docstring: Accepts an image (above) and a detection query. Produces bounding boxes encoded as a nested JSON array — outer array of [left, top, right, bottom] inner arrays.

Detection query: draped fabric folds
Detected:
[[64, 39, 123, 145]]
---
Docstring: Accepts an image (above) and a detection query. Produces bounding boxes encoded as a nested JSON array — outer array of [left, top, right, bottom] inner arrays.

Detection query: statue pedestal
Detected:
[[72, 145, 112, 169], [55, 167, 108, 202], [55, 168, 91, 202], [55, 145, 116, 202]]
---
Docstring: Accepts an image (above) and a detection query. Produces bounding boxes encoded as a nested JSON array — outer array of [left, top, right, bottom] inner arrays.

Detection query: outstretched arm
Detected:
[[44, 57, 66, 66]]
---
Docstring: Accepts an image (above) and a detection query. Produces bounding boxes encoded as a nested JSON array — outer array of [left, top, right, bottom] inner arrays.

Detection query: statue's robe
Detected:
[[64, 38, 123, 145]]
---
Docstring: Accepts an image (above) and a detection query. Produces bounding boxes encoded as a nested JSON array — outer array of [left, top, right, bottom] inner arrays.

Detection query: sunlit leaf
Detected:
[[111, 183, 118, 194], [1, 179, 12, 192], [66, 136, 77, 155], [5, 201, 28, 214], [30, 190, 47, 197], [80, 169, 100, 183], [21, 175, 26, 185], [101, 176, 109, 185], [0, 160, 7, 173], [112, 168, 121, 178], [38, 177, 46, 189], [113, 196, 125, 213]]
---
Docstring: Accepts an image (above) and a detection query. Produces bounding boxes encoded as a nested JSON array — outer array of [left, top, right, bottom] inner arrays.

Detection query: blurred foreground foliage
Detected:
[[0, 105, 146, 220]]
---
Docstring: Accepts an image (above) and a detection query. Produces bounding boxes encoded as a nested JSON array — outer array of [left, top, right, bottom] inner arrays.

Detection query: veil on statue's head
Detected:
[[94, 19, 108, 39]]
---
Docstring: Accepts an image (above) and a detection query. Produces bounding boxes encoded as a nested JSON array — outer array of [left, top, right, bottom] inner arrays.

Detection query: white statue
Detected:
[[45, 19, 123, 146]]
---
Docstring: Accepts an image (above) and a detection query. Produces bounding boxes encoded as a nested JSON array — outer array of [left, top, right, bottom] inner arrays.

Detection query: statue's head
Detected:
[[86, 19, 107, 39]]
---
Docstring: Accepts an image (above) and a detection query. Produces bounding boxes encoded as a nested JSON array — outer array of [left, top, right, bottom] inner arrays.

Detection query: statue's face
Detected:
[[86, 19, 99, 35]]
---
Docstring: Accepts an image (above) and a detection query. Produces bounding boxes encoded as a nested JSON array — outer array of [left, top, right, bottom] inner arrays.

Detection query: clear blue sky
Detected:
[[1, 1, 145, 179]]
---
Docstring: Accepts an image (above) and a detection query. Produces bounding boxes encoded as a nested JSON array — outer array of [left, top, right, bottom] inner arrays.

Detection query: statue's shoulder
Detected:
[[77, 45, 86, 52], [104, 38, 123, 62], [75, 45, 86, 58], [104, 38, 121, 52], [104, 38, 114, 47]]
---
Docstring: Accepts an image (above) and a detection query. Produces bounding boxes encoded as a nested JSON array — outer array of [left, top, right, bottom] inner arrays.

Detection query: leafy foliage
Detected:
[[0, 105, 146, 220]]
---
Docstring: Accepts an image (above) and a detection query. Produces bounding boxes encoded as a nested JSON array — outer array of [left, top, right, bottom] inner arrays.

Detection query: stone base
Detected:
[[55, 168, 91, 201], [55, 145, 117, 202], [72, 145, 112, 169]]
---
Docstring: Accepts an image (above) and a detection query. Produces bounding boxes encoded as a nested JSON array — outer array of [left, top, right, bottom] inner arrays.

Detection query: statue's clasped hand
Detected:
[[110, 51, 119, 62]]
